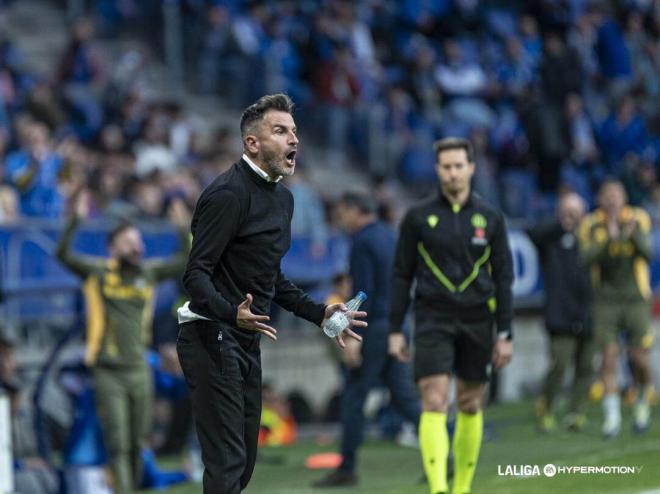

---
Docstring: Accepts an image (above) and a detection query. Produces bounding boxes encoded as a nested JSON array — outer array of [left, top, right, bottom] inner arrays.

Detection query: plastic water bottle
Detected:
[[323, 291, 367, 337]]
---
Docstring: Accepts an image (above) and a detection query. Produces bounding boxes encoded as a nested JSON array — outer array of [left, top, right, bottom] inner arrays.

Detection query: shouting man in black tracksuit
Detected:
[[388, 137, 514, 494], [176, 94, 366, 494]]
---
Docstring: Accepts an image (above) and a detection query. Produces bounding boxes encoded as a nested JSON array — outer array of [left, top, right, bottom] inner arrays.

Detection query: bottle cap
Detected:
[[356, 291, 367, 301]]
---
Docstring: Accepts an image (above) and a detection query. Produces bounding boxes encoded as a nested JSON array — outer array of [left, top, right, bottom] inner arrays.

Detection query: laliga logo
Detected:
[[497, 464, 558, 477], [497, 465, 541, 477]]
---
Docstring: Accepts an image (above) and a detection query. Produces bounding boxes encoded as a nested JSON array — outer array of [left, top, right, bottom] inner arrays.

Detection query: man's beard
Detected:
[[261, 147, 294, 178], [119, 254, 141, 269]]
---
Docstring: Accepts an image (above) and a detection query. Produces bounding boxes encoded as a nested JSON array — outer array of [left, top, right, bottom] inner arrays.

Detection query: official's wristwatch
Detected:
[[497, 330, 513, 341]]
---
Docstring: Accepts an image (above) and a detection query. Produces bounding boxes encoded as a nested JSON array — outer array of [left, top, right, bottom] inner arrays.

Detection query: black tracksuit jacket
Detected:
[[182, 159, 326, 331], [389, 190, 514, 337], [527, 220, 591, 336]]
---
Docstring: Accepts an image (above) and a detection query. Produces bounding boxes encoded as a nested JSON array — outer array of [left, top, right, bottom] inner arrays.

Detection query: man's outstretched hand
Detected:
[[236, 294, 278, 340], [322, 303, 367, 349]]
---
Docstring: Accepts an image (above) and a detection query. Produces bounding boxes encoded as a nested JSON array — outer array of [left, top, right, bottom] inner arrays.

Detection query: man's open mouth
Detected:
[[285, 150, 296, 165]]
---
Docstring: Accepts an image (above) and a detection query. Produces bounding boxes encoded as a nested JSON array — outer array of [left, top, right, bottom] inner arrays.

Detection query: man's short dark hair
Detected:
[[433, 137, 474, 163], [240, 93, 294, 138], [339, 191, 379, 215], [108, 221, 135, 246]]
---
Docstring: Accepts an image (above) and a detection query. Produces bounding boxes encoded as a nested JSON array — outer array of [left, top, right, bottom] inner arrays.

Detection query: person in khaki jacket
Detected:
[[56, 193, 190, 493], [579, 179, 654, 438]]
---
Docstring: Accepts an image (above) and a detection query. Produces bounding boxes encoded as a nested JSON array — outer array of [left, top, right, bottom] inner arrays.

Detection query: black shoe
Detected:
[[312, 470, 358, 488]]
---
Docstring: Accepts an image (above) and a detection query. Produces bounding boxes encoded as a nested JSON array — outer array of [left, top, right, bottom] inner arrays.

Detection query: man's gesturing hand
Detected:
[[322, 303, 368, 349], [236, 294, 278, 340]]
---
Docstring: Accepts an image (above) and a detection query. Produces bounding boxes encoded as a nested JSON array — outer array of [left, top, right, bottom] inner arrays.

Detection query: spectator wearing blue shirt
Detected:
[[399, 0, 451, 33], [435, 39, 494, 129], [4, 122, 64, 218], [598, 95, 648, 174], [592, 6, 632, 83], [197, 5, 237, 95], [286, 166, 329, 259], [519, 15, 543, 69], [56, 17, 106, 142], [494, 37, 536, 106], [407, 42, 442, 123], [230, 1, 269, 105], [564, 93, 599, 167], [56, 17, 103, 86]]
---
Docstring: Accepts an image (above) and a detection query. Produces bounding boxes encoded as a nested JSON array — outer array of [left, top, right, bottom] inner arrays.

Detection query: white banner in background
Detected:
[[0, 394, 13, 494]]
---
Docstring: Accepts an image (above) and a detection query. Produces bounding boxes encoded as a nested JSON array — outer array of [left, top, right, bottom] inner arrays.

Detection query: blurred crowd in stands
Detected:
[[0, 0, 658, 230], [0, 3, 657, 490], [186, 0, 659, 219], [0, 7, 229, 225]]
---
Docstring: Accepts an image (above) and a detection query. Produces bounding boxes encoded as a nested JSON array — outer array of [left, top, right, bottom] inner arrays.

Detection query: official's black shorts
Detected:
[[413, 313, 495, 383]]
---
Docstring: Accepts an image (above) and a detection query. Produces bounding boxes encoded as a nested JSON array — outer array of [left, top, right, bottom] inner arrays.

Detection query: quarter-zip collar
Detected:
[[438, 188, 473, 213]]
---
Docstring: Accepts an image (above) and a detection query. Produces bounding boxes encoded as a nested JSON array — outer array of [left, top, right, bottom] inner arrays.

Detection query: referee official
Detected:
[[388, 137, 514, 494], [176, 93, 366, 494]]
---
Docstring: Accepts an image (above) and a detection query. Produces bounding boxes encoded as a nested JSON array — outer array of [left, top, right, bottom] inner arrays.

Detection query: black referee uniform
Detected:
[[177, 158, 326, 493], [389, 191, 514, 382]]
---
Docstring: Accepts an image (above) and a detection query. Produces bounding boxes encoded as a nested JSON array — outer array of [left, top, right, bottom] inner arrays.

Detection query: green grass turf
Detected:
[[160, 401, 660, 494]]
